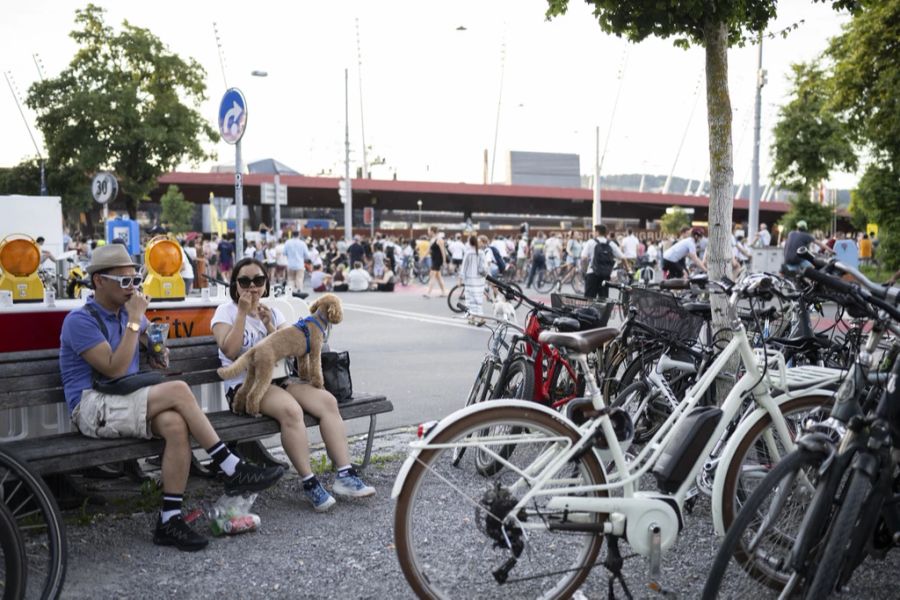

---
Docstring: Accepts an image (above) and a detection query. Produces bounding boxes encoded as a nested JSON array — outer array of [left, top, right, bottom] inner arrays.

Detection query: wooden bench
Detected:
[[0, 336, 393, 481]]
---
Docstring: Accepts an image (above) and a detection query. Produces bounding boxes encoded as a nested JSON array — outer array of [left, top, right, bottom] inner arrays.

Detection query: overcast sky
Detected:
[[0, 0, 856, 190]]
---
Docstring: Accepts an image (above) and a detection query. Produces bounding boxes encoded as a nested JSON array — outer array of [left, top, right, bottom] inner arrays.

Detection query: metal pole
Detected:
[[490, 38, 506, 184], [343, 69, 353, 243], [274, 173, 281, 238], [749, 32, 764, 240], [356, 19, 369, 179], [235, 140, 244, 258], [5, 71, 46, 194], [593, 125, 601, 227]]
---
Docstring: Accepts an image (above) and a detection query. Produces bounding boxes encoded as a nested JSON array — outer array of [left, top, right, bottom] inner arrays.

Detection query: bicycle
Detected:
[[451, 312, 536, 476], [447, 277, 525, 315], [0, 500, 26, 600], [0, 446, 67, 599], [702, 258, 900, 598], [392, 275, 842, 599]]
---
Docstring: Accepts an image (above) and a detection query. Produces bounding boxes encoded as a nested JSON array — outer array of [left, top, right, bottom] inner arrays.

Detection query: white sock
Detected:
[[160, 509, 181, 524], [219, 453, 240, 476], [337, 465, 352, 477]]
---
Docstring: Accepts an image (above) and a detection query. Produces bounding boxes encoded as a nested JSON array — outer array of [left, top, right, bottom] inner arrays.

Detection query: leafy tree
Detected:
[[847, 189, 869, 231], [779, 194, 834, 234], [854, 164, 900, 269], [770, 61, 856, 195], [25, 4, 217, 224], [544, 0, 859, 343], [660, 207, 691, 236], [159, 185, 194, 234]]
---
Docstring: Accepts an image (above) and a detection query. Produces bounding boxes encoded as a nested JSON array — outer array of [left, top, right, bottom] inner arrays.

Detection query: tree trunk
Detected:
[[704, 20, 736, 402]]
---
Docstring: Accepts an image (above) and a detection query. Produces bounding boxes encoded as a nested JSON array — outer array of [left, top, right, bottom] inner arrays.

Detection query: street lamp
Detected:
[[251, 70, 282, 239], [417, 199, 423, 224]]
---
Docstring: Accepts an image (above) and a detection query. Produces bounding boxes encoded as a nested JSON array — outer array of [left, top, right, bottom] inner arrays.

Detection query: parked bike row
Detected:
[[391, 247, 899, 599]]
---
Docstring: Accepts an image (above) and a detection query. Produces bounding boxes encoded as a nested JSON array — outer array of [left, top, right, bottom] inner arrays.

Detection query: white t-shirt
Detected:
[[211, 302, 288, 389], [448, 240, 466, 261], [620, 235, 639, 259], [516, 239, 528, 259], [348, 268, 371, 291], [544, 236, 562, 259], [490, 239, 509, 258], [663, 237, 697, 263]]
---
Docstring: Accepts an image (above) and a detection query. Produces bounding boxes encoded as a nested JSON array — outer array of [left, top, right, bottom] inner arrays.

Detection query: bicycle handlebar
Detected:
[[803, 266, 900, 323], [486, 274, 562, 314], [798, 246, 899, 306]]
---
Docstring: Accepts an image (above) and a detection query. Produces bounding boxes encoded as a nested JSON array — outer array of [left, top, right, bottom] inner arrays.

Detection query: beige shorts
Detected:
[[72, 387, 153, 440]]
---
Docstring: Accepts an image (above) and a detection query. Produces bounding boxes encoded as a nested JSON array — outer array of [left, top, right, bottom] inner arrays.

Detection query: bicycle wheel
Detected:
[[448, 284, 467, 313], [473, 357, 536, 476], [803, 471, 875, 598], [0, 448, 66, 600], [611, 380, 666, 445], [717, 394, 833, 589], [534, 269, 556, 294], [394, 405, 606, 600], [452, 359, 501, 467], [0, 500, 27, 600], [571, 271, 585, 295], [702, 447, 828, 599], [399, 266, 410, 286]]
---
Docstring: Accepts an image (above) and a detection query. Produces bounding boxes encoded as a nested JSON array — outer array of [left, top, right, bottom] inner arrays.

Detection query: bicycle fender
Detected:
[[390, 399, 578, 499], [710, 392, 835, 535]]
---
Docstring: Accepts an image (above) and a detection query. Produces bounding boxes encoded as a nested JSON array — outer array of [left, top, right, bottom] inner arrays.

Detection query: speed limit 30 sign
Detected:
[[92, 172, 119, 205]]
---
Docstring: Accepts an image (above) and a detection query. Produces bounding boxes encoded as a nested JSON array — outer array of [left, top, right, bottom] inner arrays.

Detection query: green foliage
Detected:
[[827, 0, 900, 172], [770, 61, 856, 194], [855, 164, 900, 270], [847, 189, 869, 231], [779, 194, 834, 233], [660, 207, 692, 235], [25, 4, 218, 220], [160, 185, 194, 233]]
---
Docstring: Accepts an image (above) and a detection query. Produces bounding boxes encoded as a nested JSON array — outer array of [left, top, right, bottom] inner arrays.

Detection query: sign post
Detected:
[[91, 171, 118, 224], [218, 88, 248, 258]]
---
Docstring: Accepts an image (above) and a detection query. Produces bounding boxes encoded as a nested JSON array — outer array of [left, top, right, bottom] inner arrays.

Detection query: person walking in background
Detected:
[[423, 230, 448, 298], [662, 227, 706, 279], [460, 235, 487, 323], [283, 230, 309, 292], [751, 223, 771, 248], [448, 234, 465, 275], [584, 224, 628, 300], [217, 235, 234, 283], [859, 233, 873, 266], [526, 231, 547, 289], [620, 229, 639, 263]]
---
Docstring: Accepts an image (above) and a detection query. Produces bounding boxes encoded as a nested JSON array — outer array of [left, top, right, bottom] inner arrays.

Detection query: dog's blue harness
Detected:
[[292, 315, 328, 355]]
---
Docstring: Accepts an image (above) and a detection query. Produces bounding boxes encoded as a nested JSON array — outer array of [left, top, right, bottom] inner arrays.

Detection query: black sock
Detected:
[[161, 493, 183, 524], [206, 441, 240, 476]]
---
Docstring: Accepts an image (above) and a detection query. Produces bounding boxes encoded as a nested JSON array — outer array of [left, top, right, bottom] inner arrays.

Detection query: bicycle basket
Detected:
[[628, 288, 704, 343], [550, 293, 614, 327]]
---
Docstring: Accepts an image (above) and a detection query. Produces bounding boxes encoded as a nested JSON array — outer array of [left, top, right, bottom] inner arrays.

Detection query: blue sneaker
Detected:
[[303, 478, 336, 512], [333, 468, 376, 498]]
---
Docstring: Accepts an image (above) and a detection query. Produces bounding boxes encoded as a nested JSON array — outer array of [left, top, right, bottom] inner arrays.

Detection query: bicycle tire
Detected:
[[0, 500, 27, 600], [534, 269, 556, 294], [452, 359, 500, 466], [447, 284, 466, 313], [718, 394, 833, 590], [417, 268, 430, 284], [394, 405, 606, 600], [399, 267, 410, 286], [611, 380, 665, 444], [473, 357, 536, 476], [702, 447, 827, 599], [0, 447, 67, 600], [803, 471, 874, 598], [571, 271, 585, 295]]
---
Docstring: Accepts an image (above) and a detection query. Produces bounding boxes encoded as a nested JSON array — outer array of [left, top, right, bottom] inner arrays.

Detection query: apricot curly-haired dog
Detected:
[[217, 294, 343, 416]]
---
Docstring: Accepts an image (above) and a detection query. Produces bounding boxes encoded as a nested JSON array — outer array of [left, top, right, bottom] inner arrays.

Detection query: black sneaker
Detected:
[[223, 461, 285, 496], [153, 515, 209, 552]]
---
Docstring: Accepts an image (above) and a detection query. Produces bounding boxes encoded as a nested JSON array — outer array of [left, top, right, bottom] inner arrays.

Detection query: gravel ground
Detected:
[[60, 429, 897, 599]]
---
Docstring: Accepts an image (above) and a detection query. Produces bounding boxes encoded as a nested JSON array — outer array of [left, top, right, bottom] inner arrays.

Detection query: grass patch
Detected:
[[859, 264, 895, 284]]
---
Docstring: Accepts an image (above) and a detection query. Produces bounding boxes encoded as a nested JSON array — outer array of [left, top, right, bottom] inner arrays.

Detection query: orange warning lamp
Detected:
[[143, 236, 185, 300], [0, 234, 44, 303]]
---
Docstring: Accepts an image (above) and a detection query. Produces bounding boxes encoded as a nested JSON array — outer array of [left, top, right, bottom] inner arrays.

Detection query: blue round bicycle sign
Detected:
[[218, 88, 247, 144]]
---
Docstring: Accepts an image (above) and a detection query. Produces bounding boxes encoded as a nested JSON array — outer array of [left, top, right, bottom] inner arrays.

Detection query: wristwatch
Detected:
[[126, 322, 141, 333]]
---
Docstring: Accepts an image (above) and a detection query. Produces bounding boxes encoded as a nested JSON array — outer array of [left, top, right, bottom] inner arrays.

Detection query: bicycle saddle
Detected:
[[682, 302, 711, 319], [538, 326, 618, 353]]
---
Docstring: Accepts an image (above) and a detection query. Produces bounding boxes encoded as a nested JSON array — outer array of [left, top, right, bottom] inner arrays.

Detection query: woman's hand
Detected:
[[259, 306, 274, 332]]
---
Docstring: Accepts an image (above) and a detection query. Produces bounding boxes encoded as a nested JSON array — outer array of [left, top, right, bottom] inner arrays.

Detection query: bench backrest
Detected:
[[0, 336, 222, 411]]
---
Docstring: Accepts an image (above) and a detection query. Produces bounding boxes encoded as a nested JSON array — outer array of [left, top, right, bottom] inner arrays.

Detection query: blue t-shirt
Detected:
[[59, 297, 148, 412]]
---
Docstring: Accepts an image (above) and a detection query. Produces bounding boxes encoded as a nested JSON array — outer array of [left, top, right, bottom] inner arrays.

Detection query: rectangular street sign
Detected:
[[261, 182, 287, 205]]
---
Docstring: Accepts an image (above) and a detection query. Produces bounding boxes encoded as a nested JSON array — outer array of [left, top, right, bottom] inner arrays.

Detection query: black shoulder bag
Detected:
[[84, 305, 164, 395], [321, 351, 353, 403]]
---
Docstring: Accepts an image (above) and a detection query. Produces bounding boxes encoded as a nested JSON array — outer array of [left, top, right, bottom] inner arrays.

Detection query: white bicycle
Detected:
[[392, 276, 844, 599]]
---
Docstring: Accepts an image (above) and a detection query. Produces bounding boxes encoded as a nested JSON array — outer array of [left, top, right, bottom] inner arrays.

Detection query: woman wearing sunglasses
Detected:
[[211, 258, 375, 513]]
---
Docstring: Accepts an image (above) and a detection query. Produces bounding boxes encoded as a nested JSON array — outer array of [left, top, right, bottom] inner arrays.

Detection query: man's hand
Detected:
[[125, 291, 149, 323]]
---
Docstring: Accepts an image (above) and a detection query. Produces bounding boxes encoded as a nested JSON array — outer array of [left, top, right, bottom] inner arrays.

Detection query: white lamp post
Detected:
[[251, 70, 282, 238], [417, 199, 423, 224]]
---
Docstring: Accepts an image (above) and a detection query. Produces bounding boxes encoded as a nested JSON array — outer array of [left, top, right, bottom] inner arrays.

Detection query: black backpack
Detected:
[[591, 240, 615, 277], [488, 245, 506, 271]]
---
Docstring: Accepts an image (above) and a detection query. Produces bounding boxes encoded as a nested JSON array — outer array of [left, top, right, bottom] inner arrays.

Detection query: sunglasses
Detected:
[[236, 275, 267, 288], [99, 274, 143, 288]]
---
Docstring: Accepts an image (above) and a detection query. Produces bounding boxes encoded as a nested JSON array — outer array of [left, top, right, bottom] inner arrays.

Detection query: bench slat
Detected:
[[5, 395, 392, 474]]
